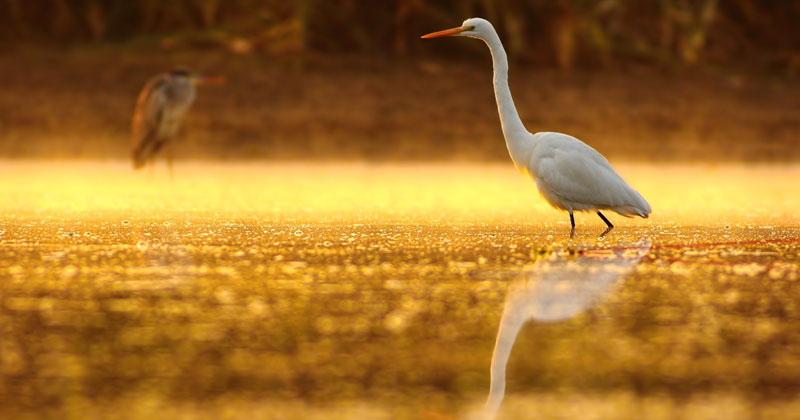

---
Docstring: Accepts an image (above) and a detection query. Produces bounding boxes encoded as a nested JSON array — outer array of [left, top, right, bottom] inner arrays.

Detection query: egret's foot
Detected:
[[596, 211, 614, 238], [599, 225, 614, 238]]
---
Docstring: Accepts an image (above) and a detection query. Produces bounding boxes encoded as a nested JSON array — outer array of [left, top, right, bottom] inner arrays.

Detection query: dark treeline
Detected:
[[2, 0, 799, 71]]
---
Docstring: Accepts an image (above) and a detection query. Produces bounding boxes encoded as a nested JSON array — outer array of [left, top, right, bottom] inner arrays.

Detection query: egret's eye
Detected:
[[463, 25, 476, 31]]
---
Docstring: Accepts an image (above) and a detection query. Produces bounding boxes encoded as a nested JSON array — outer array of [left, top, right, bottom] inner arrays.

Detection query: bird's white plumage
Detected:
[[425, 18, 651, 225], [527, 132, 651, 217]]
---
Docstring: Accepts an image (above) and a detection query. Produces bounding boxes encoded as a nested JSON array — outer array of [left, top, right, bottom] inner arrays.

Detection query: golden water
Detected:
[[0, 161, 798, 419]]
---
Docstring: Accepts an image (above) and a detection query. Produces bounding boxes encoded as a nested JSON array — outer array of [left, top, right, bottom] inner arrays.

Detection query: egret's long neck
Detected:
[[482, 31, 531, 166]]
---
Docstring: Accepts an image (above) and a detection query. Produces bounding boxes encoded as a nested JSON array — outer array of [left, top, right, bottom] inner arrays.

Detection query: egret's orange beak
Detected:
[[195, 76, 226, 85], [421, 27, 465, 39]]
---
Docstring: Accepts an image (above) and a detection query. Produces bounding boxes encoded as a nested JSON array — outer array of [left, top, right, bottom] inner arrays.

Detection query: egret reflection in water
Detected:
[[474, 240, 652, 420]]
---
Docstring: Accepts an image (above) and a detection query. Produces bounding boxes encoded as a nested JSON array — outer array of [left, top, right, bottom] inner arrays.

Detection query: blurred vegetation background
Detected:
[[3, 0, 800, 70], [0, 0, 799, 161]]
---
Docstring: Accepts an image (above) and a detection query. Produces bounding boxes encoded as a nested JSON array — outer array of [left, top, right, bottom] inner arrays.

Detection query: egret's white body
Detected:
[[423, 18, 651, 234], [524, 131, 649, 217]]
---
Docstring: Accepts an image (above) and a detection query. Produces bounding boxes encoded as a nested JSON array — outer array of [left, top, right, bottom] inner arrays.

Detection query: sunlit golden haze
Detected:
[[3, 161, 798, 227], [1, 162, 799, 419], [3, 2, 800, 418]]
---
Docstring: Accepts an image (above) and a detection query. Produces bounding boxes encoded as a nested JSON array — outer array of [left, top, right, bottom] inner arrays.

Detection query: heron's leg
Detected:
[[597, 211, 614, 237], [569, 210, 575, 238], [166, 142, 175, 178]]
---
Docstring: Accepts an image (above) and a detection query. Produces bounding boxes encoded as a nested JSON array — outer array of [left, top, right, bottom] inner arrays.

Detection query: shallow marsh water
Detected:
[[0, 161, 799, 419]]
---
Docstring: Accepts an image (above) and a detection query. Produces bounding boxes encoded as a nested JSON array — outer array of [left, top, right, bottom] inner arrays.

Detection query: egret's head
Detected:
[[421, 17, 494, 41], [170, 67, 224, 86]]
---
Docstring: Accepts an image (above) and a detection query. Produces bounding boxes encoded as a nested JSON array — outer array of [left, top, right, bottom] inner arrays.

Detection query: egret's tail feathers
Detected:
[[636, 197, 652, 218], [620, 189, 651, 219], [612, 201, 651, 219], [611, 206, 640, 218]]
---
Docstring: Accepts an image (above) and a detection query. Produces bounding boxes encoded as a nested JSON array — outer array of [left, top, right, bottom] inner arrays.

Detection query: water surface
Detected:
[[0, 162, 798, 419]]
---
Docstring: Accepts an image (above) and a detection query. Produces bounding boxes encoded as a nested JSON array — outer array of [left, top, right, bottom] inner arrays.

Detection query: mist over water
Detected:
[[2, 51, 799, 163]]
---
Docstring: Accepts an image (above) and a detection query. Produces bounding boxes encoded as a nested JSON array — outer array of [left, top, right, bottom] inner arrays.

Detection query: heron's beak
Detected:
[[421, 27, 465, 39], [194, 76, 226, 85]]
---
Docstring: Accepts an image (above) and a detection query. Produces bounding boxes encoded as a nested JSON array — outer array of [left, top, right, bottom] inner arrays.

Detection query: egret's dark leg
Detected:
[[569, 210, 575, 238], [597, 211, 614, 237], [597, 211, 613, 228]]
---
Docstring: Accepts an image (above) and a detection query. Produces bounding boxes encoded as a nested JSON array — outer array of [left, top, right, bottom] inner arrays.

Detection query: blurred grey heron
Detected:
[[131, 67, 223, 171]]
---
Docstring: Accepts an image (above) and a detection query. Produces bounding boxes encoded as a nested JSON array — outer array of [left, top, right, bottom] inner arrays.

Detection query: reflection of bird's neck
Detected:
[[481, 30, 532, 169], [484, 298, 526, 419]]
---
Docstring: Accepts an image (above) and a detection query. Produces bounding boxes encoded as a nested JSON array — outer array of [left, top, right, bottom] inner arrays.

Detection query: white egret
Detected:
[[422, 18, 651, 236]]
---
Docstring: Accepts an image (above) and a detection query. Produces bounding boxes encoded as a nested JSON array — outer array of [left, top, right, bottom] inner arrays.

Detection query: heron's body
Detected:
[[131, 68, 221, 170], [423, 18, 651, 234]]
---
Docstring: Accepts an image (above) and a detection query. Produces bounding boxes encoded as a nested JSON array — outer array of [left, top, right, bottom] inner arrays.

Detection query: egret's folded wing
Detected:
[[532, 134, 646, 212]]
